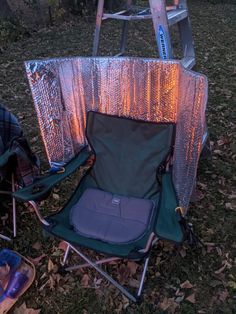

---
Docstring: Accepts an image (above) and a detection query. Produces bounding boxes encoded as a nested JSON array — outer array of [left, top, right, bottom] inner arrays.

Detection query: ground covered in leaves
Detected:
[[0, 0, 235, 313]]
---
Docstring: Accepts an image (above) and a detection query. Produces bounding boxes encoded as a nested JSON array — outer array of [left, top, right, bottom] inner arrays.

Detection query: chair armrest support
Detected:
[[13, 147, 92, 202], [0, 150, 15, 168]]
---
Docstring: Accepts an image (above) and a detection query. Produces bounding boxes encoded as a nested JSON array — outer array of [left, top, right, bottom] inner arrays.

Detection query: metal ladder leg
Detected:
[[93, 0, 104, 56], [149, 0, 173, 59], [119, 0, 133, 56], [178, 0, 195, 68]]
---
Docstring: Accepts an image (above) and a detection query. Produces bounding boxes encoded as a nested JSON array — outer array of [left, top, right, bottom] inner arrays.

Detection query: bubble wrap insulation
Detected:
[[25, 57, 208, 209]]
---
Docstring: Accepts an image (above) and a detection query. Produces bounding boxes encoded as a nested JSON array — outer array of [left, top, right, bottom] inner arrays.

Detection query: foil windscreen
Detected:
[[25, 57, 208, 209]]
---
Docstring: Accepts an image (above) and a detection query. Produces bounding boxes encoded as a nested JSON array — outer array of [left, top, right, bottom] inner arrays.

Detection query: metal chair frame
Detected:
[[61, 236, 158, 302]]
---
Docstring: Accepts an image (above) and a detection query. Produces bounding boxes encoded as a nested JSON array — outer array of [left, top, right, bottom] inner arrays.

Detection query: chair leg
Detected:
[[28, 201, 50, 226], [66, 256, 121, 271], [137, 256, 149, 297], [11, 174, 17, 238], [62, 243, 71, 266], [0, 234, 11, 241], [63, 242, 150, 302]]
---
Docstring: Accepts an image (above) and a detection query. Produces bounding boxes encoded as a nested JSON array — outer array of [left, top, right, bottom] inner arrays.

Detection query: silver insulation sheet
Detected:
[[25, 57, 208, 208]]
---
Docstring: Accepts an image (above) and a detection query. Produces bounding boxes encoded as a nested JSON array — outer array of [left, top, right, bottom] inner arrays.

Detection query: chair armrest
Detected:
[[0, 149, 15, 168], [155, 171, 184, 243], [13, 147, 92, 202]]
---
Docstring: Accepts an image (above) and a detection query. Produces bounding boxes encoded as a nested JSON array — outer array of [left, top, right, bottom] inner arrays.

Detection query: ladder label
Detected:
[[157, 25, 169, 59]]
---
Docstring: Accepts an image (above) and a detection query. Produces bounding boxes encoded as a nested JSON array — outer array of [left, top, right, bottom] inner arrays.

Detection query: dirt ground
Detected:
[[0, 0, 235, 313]]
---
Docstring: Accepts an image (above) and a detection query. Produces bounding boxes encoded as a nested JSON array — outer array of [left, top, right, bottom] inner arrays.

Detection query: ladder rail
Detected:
[[120, 0, 132, 56], [150, 0, 173, 59], [92, 0, 104, 56]]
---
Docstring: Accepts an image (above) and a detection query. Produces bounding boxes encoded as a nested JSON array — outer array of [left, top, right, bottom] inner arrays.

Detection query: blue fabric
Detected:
[[0, 104, 40, 186], [0, 104, 22, 152]]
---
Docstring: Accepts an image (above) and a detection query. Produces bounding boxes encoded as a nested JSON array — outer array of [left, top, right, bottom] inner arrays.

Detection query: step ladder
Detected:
[[92, 0, 196, 69]]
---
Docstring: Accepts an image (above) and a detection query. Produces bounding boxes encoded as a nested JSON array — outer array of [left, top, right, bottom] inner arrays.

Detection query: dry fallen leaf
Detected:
[[215, 261, 231, 274], [159, 297, 179, 313], [28, 254, 46, 266], [128, 278, 140, 288], [32, 241, 42, 251], [159, 297, 172, 311], [47, 258, 54, 273], [209, 280, 223, 288], [206, 243, 215, 253], [48, 275, 55, 290], [127, 261, 139, 276], [225, 203, 235, 210], [179, 248, 187, 258], [218, 290, 229, 302], [180, 280, 193, 289], [122, 295, 130, 310], [216, 247, 222, 256], [52, 193, 60, 200], [14, 302, 41, 314], [81, 274, 90, 287], [93, 277, 102, 288], [58, 241, 68, 252], [186, 293, 196, 304], [117, 264, 130, 284]]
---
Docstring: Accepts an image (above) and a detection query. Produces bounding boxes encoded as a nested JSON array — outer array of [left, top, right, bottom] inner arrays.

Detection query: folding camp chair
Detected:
[[0, 104, 40, 240], [14, 57, 208, 301]]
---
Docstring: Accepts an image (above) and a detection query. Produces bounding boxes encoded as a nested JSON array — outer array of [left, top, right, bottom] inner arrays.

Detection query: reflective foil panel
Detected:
[[25, 57, 208, 209]]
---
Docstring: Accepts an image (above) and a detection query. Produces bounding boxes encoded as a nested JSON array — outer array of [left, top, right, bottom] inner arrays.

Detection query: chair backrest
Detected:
[[0, 104, 39, 186], [0, 104, 22, 154], [25, 57, 208, 208], [86, 111, 175, 199]]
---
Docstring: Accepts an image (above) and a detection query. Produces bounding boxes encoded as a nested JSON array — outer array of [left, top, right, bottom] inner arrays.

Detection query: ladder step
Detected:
[[102, 13, 152, 21], [103, 8, 187, 25], [167, 9, 188, 26], [181, 57, 196, 69], [102, 7, 152, 21], [114, 52, 124, 57]]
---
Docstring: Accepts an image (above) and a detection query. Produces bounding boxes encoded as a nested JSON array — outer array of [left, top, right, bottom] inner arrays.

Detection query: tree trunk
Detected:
[[0, 0, 16, 20]]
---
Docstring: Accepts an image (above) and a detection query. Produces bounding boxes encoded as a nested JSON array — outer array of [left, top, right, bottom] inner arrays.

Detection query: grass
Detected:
[[0, 0, 235, 313]]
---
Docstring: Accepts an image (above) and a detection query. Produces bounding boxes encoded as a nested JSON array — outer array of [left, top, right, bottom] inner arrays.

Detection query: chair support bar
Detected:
[[28, 201, 50, 226], [0, 234, 11, 241], [62, 242, 150, 302], [65, 256, 121, 271]]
